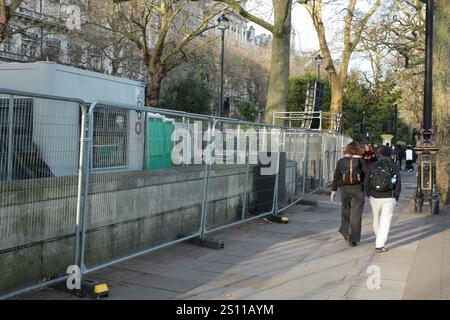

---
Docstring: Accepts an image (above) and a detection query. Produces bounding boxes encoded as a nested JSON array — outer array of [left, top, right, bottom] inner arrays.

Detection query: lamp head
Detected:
[[315, 53, 323, 66], [217, 14, 230, 31]]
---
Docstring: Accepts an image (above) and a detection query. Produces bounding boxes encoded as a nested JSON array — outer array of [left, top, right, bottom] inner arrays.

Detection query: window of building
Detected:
[[92, 107, 129, 169], [44, 38, 61, 62]]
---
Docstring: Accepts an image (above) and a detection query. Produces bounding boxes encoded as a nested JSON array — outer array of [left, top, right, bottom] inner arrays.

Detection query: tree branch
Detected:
[[213, 0, 274, 33]]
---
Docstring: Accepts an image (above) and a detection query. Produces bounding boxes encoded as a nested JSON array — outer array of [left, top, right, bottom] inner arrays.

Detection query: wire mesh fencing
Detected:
[[0, 89, 85, 298], [0, 87, 352, 299], [80, 103, 213, 274], [201, 120, 287, 235]]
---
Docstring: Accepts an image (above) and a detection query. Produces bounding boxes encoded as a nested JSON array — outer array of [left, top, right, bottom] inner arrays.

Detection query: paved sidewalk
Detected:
[[19, 172, 450, 300]]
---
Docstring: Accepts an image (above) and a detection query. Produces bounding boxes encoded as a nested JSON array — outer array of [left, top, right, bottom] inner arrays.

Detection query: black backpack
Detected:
[[341, 157, 363, 185], [369, 163, 395, 192]]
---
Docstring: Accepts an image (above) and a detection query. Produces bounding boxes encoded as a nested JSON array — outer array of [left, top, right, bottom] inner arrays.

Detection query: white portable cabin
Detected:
[[0, 61, 146, 176]]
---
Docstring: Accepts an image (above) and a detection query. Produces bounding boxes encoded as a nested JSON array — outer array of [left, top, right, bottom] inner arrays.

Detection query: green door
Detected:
[[145, 118, 174, 169]]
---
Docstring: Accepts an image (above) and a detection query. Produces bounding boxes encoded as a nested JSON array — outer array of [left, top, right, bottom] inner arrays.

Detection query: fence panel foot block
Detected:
[[179, 234, 224, 249]]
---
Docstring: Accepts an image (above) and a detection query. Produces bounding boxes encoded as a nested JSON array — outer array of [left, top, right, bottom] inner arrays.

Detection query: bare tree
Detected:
[[358, 0, 425, 129], [302, 0, 381, 114], [215, 0, 292, 123], [380, 0, 425, 69], [90, 0, 227, 106]]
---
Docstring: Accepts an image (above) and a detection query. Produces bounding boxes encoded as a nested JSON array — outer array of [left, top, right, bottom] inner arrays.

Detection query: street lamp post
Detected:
[[217, 14, 230, 117], [362, 110, 366, 142], [392, 104, 398, 145], [414, 0, 439, 214], [311, 53, 324, 130], [314, 53, 323, 80]]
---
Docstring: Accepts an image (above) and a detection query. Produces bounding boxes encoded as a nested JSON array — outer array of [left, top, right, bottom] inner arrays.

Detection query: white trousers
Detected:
[[369, 196, 396, 248]]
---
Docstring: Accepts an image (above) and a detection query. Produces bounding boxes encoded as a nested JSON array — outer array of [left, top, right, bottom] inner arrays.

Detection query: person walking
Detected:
[[372, 144, 380, 159], [405, 146, 414, 172], [364, 146, 401, 253], [391, 145, 397, 163], [397, 145, 404, 170], [363, 144, 378, 167], [331, 142, 366, 247]]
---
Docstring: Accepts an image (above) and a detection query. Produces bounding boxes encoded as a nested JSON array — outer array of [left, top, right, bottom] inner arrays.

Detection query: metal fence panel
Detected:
[[203, 120, 283, 234], [284, 128, 307, 202], [0, 90, 85, 298], [80, 103, 211, 274]]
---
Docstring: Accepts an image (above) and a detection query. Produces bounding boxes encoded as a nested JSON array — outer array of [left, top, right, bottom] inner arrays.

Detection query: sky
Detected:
[[246, 0, 319, 53]]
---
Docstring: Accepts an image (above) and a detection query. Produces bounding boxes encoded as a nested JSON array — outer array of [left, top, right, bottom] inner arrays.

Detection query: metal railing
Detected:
[[0, 87, 351, 299], [273, 111, 342, 132]]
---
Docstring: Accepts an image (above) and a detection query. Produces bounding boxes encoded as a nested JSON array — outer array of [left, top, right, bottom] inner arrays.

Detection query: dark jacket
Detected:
[[364, 156, 401, 200], [331, 157, 367, 192], [363, 150, 378, 166]]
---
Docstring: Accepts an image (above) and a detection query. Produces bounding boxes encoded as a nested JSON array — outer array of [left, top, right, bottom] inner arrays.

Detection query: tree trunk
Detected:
[[264, 0, 291, 124], [0, 11, 8, 43], [329, 75, 344, 114], [0, 24, 7, 43], [434, 0, 450, 204], [265, 32, 291, 123], [1, 0, 22, 44], [146, 70, 164, 107]]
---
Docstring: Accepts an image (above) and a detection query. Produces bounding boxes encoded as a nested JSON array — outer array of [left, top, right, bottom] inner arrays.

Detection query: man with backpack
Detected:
[[364, 146, 401, 253], [331, 142, 367, 247], [405, 146, 414, 172]]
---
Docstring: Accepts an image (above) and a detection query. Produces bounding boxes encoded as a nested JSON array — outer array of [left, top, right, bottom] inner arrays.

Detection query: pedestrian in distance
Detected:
[[364, 146, 401, 253], [372, 144, 380, 159], [363, 144, 378, 167], [405, 146, 414, 172], [391, 145, 397, 163], [397, 144, 404, 170], [331, 142, 367, 247]]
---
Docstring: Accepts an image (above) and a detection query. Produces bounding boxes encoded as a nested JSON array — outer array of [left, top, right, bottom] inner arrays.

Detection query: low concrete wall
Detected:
[[0, 161, 295, 296]]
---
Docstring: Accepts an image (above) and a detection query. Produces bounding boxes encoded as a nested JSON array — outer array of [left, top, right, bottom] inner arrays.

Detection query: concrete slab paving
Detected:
[[18, 173, 450, 300], [124, 273, 201, 293], [345, 286, 403, 300], [107, 283, 179, 300]]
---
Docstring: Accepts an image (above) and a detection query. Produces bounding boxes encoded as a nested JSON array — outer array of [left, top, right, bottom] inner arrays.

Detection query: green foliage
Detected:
[[288, 74, 331, 112], [238, 100, 259, 122], [341, 72, 411, 145], [161, 70, 213, 115]]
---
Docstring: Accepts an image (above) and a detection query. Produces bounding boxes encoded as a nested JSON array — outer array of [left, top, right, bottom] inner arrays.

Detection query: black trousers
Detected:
[[406, 160, 413, 170], [339, 184, 365, 242]]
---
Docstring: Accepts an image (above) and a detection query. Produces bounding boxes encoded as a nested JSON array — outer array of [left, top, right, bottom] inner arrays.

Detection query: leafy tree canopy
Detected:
[[161, 69, 213, 115]]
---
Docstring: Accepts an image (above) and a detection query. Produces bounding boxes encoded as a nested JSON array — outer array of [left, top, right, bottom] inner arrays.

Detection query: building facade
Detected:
[[1, 1, 273, 67]]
